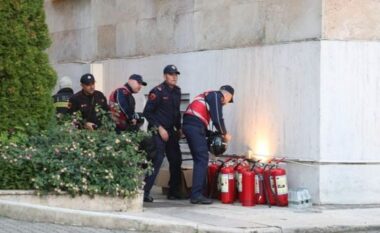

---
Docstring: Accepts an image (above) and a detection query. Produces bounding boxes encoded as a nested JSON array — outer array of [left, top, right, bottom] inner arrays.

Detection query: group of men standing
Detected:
[[53, 64, 234, 205]]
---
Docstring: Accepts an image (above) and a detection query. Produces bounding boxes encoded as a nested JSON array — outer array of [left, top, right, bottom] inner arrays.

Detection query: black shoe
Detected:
[[144, 196, 154, 202], [190, 195, 213, 204], [167, 191, 185, 200]]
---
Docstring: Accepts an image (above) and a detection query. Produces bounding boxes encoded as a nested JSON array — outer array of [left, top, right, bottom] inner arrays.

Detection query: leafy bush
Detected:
[[0, 142, 34, 190], [0, 0, 57, 134], [0, 1, 152, 198], [0, 110, 152, 198]]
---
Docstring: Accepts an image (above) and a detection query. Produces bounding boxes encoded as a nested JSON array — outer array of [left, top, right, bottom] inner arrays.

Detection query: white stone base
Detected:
[[0, 190, 143, 212], [286, 162, 380, 204], [319, 164, 380, 204]]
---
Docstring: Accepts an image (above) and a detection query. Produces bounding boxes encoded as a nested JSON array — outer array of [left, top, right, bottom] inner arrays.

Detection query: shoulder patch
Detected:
[[149, 93, 157, 101], [122, 88, 129, 95]]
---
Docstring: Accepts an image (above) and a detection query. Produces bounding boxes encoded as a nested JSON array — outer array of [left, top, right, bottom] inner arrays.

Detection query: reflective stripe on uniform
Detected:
[[54, 101, 69, 108], [185, 92, 211, 126]]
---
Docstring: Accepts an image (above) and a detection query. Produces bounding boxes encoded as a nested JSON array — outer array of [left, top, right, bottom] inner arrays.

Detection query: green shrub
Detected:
[[0, 142, 34, 189], [0, 109, 152, 198], [0, 0, 57, 134]]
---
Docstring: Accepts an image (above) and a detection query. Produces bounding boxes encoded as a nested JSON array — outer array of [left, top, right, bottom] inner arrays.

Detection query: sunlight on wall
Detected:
[[247, 134, 275, 163]]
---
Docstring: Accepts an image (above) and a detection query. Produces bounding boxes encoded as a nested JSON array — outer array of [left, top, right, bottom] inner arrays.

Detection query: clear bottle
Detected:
[[288, 188, 312, 209]]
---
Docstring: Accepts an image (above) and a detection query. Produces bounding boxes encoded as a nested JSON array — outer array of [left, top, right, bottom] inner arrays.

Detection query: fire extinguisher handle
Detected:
[[249, 161, 257, 171]]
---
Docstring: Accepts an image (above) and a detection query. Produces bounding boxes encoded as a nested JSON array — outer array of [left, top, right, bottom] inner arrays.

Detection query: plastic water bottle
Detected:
[[302, 188, 312, 208], [288, 188, 312, 209]]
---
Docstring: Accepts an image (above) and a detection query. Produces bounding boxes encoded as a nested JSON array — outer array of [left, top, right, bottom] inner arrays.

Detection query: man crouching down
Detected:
[[183, 85, 234, 204]]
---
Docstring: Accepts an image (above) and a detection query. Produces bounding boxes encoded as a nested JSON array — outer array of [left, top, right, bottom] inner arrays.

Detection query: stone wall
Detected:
[[323, 0, 380, 40], [45, 0, 321, 62], [45, 0, 380, 204]]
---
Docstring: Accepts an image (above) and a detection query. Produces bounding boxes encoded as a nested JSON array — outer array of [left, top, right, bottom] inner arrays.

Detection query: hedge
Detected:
[[0, 0, 57, 134]]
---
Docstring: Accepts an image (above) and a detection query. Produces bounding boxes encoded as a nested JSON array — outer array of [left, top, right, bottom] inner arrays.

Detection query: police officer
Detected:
[[182, 85, 234, 204], [143, 65, 183, 202], [68, 73, 108, 130], [109, 74, 147, 132], [52, 76, 74, 114]]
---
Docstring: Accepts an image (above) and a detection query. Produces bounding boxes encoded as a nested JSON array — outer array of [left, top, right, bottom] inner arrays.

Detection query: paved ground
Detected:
[[0, 217, 140, 233], [1, 186, 380, 233], [137, 187, 380, 232]]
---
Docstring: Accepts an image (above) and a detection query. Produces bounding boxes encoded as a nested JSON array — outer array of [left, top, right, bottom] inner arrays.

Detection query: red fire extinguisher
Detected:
[[206, 160, 223, 199], [241, 165, 256, 206], [254, 164, 266, 205], [263, 159, 288, 207], [235, 160, 250, 202], [220, 163, 236, 204]]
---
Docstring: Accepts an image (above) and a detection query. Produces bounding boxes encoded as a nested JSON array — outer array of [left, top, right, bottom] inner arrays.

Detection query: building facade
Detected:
[[45, 0, 380, 204]]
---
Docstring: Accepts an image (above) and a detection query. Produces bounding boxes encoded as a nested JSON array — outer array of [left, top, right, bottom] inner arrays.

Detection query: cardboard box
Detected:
[[155, 166, 193, 197]]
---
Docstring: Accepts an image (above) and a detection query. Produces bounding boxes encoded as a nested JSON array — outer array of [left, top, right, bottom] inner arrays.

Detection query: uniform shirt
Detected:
[[114, 84, 135, 121], [205, 91, 227, 135], [68, 90, 108, 126], [143, 82, 181, 130], [52, 88, 74, 114], [183, 91, 227, 135]]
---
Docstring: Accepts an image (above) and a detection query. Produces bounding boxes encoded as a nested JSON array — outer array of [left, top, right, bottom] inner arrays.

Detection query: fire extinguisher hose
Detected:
[[262, 164, 272, 208], [208, 159, 225, 198], [263, 164, 282, 207]]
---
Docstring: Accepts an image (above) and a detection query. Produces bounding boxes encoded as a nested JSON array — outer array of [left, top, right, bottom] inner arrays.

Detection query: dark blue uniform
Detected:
[[110, 84, 137, 132], [68, 90, 108, 128], [115, 84, 136, 121], [143, 82, 182, 198], [183, 91, 227, 200], [52, 88, 74, 114]]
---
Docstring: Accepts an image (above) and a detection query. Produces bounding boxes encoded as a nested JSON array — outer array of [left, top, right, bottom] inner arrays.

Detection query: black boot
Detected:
[[167, 190, 186, 200], [190, 195, 213, 204], [144, 195, 154, 202]]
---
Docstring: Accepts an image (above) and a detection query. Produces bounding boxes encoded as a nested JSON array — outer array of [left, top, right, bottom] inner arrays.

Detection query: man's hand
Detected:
[[84, 122, 96, 131], [158, 126, 169, 142], [131, 119, 137, 125], [223, 133, 232, 142]]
